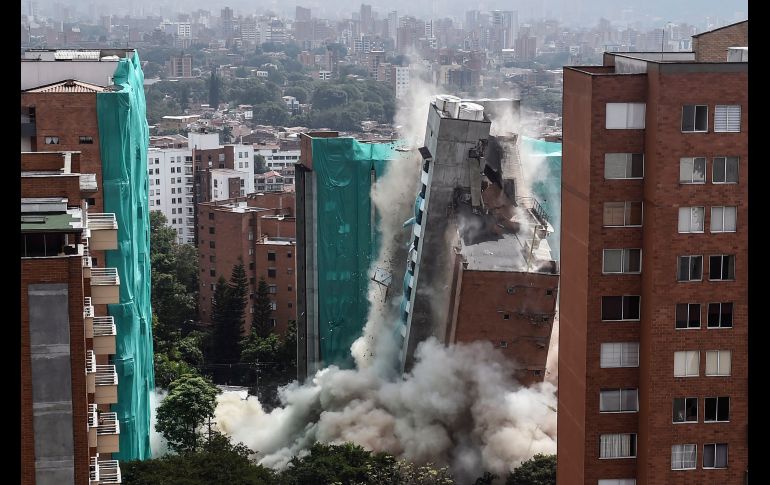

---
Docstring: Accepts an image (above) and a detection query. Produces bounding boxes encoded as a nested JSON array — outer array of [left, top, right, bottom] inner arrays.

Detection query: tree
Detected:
[[254, 154, 268, 174], [506, 454, 556, 485], [221, 125, 233, 144], [252, 278, 273, 338], [281, 443, 397, 485], [209, 71, 221, 108], [257, 102, 290, 126], [155, 374, 220, 453], [154, 353, 198, 388], [180, 83, 190, 111]]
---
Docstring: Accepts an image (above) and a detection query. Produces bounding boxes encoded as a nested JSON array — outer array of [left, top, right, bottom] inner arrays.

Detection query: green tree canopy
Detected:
[[506, 454, 556, 485], [252, 278, 274, 338], [155, 374, 220, 453]]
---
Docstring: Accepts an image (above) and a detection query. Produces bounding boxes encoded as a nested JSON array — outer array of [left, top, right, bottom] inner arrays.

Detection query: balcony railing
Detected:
[[83, 246, 92, 278], [86, 213, 118, 250], [96, 412, 120, 454], [89, 457, 99, 485], [98, 460, 121, 484], [94, 365, 118, 404], [90, 268, 120, 305], [84, 297, 94, 337], [93, 317, 117, 355], [86, 350, 96, 393], [88, 403, 98, 447]]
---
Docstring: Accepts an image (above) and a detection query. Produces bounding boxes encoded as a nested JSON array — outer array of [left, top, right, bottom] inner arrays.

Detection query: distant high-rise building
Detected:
[[295, 6, 311, 22], [221, 7, 234, 39], [388, 11, 398, 42], [167, 53, 193, 78], [558, 20, 748, 484], [360, 3, 372, 34]]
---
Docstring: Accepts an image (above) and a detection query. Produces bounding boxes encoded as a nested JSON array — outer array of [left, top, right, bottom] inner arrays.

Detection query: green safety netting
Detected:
[[96, 51, 154, 460], [521, 136, 562, 258], [312, 137, 399, 368]]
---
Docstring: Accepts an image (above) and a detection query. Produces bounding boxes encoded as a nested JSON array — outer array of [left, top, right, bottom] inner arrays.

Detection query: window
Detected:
[[705, 397, 730, 422], [714, 105, 741, 132], [603, 202, 643, 227], [268, 269, 277, 278], [600, 342, 639, 368], [707, 302, 733, 328], [673, 397, 698, 423], [269, 318, 277, 327], [209, 241, 215, 248], [79, 136, 94, 144], [675, 303, 701, 329], [598, 481, 636, 485], [208, 212, 214, 220], [268, 285, 277, 294], [601, 296, 640, 321], [600, 389, 638, 412], [599, 433, 636, 458], [606, 103, 646, 129], [679, 157, 706, 183], [267, 252, 276, 261], [678, 207, 705, 233], [249, 247, 254, 255], [287, 251, 292, 258], [713, 157, 738, 183], [604, 153, 644, 179], [709, 255, 735, 281], [710, 206, 737, 233], [674, 351, 699, 377], [705, 350, 731, 376], [270, 301, 277, 311], [155, 169, 160, 174], [45, 136, 59, 144], [150, 179, 154, 186], [671, 444, 697, 470], [602, 249, 641, 274], [210, 269, 216, 277], [287, 268, 293, 274], [677, 255, 703, 281], [288, 285, 293, 291], [156, 179, 160, 185], [288, 302, 293, 308], [209, 227, 215, 234], [249, 262, 255, 270], [703, 444, 728, 469], [213, 179, 218, 187], [681, 105, 708, 132]]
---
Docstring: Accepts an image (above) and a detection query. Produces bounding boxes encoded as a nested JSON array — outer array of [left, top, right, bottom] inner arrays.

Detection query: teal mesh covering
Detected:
[[521, 137, 562, 257], [312, 137, 398, 368], [96, 51, 155, 460]]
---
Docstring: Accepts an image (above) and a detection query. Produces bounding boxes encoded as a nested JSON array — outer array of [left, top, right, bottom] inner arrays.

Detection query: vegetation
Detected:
[[155, 374, 220, 453], [239, 320, 297, 407], [506, 454, 556, 485]]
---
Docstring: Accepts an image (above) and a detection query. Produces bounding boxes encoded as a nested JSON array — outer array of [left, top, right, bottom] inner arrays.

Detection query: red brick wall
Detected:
[[254, 243, 297, 336], [452, 270, 558, 387], [21, 92, 104, 213], [693, 21, 748, 62], [257, 216, 296, 239], [21, 256, 88, 485], [21, 174, 82, 202], [21, 151, 82, 173]]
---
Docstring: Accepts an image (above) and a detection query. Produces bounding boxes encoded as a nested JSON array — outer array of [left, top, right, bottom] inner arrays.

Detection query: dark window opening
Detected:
[[267, 268, 277, 278], [79, 136, 94, 144], [673, 397, 698, 423], [268, 252, 276, 261]]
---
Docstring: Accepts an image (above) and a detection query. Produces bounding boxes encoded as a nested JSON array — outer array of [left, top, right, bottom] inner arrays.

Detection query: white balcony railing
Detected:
[[88, 404, 98, 428], [84, 297, 94, 321], [99, 460, 122, 484], [95, 365, 117, 386], [90, 268, 120, 286], [89, 457, 99, 485], [82, 246, 92, 277], [86, 350, 96, 393], [96, 412, 120, 436], [85, 213, 118, 230], [93, 317, 116, 337]]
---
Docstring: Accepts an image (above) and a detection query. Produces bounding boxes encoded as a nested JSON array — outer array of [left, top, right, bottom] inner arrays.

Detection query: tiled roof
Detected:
[[24, 79, 105, 93]]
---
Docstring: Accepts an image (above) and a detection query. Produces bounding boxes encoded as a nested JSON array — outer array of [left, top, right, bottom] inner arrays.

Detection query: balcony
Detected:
[[84, 297, 94, 338], [89, 457, 99, 485], [87, 404, 98, 447], [93, 317, 116, 355], [185, 177, 194, 185], [94, 365, 118, 404], [83, 246, 92, 278], [99, 460, 122, 484], [86, 350, 96, 393], [90, 268, 120, 305], [86, 213, 118, 250], [96, 412, 120, 454]]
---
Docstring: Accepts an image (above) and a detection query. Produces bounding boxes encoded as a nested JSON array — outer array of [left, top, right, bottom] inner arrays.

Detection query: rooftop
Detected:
[[21, 206, 84, 233], [24, 79, 105, 93]]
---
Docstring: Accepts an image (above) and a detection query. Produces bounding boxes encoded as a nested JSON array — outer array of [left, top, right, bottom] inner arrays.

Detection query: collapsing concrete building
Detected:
[[397, 96, 559, 385]]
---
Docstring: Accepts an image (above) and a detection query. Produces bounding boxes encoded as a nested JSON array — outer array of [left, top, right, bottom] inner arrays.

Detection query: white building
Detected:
[[210, 169, 254, 200], [255, 145, 299, 175], [256, 170, 291, 192], [147, 146, 196, 244], [393, 66, 410, 99]]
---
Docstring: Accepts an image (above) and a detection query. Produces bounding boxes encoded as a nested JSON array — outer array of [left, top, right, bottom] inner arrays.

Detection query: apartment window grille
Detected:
[[674, 351, 699, 377], [268, 269, 277, 278], [707, 302, 733, 328], [268, 285, 277, 294], [679, 157, 706, 183], [268, 252, 276, 261], [79, 136, 94, 144]]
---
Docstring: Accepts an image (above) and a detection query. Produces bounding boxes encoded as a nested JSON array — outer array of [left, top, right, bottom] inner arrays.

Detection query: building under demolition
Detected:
[[296, 97, 560, 386]]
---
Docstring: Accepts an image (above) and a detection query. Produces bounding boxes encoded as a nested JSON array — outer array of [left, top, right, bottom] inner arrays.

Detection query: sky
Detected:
[[26, 0, 748, 29]]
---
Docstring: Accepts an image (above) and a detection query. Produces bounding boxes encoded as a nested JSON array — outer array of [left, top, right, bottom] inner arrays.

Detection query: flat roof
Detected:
[[21, 208, 84, 232]]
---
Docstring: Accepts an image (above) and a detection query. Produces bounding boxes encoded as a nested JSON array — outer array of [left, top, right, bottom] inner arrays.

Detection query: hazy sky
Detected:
[[27, 0, 748, 29]]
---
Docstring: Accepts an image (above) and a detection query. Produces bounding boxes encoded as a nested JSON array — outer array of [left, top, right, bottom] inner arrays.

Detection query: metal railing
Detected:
[[84, 298, 94, 319], [98, 460, 121, 484], [89, 457, 99, 483], [86, 213, 118, 230], [83, 247, 92, 269], [96, 412, 120, 435], [90, 268, 120, 286], [88, 404, 98, 428], [93, 317, 116, 336], [86, 350, 96, 374], [95, 365, 118, 386], [516, 196, 550, 227]]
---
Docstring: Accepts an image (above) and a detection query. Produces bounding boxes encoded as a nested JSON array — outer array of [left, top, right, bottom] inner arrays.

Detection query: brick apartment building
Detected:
[[21, 151, 122, 484], [197, 193, 297, 336], [558, 21, 748, 484]]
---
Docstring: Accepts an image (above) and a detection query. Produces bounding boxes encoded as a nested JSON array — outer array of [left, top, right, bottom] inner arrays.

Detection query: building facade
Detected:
[[558, 21, 748, 484]]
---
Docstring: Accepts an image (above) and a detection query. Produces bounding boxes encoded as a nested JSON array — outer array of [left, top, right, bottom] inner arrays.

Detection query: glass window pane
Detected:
[[718, 397, 730, 421], [688, 304, 700, 327], [678, 208, 690, 232], [691, 207, 704, 231], [674, 352, 686, 376], [713, 158, 726, 182], [724, 207, 736, 231], [627, 202, 643, 225], [723, 256, 734, 280], [676, 304, 689, 328], [686, 398, 698, 421], [706, 351, 718, 374], [711, 207, 724, 232], [600, 389, 620, 412], [726, 157, 739, 182], [630, 154, 644, 177], [624, 296, 640, 319], [695, 105, 708, 130], [682, 105, 695, 131], [721, 303, 733, 327], [715, 444, 728, 467], [686, 351, 699, 375], [705, 397, 717, 420], [704, 445, 715, 468], [622, 343, 639, 366], [693, 158, 705, 182], [690, 256, 702, 280], [719, 351, 731, 375], [678, 257, 689, 281], [605, 154, 628, 178], [622, 389, 638, 411], [602, 296, 623, 320], [604, 202, 625, 226], [673, 398, 685, 422], [626, 249, 641, 272], [606, 103, 628, 129], [628, 103, 646, 128], [601, 343, 621, 367], [604, 250, 623, 273], [710, 256, 722, 280], [679, 157, 693, 182]]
